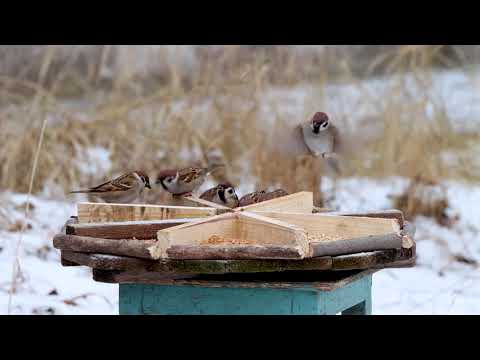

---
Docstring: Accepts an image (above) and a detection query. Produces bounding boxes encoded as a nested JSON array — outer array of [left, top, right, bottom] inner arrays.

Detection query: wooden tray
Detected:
[[54, 191, 415, 264]]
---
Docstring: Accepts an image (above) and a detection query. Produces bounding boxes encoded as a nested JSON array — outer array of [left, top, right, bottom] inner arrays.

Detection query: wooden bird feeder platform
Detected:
[[53, 191, 416, 283]]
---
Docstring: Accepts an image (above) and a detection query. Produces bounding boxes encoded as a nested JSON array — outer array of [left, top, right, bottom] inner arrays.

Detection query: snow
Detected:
[[77, 146, 112, 177], [1, 176, 479, 315], [0, 193, 117, 315], [324, 177, 480, 315]]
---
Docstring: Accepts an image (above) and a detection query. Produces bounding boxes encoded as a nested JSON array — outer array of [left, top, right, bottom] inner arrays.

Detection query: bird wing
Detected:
[[199, 187, 218, 200], [178, 167, 208, 184], [89, 173, 134, 193], [239, 191, 266, 207], [275, 122, 315, 157]]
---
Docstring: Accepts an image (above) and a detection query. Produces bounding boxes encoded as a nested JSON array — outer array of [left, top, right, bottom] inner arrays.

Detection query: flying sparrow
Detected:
[[200, 183, 239, 208], [238, 189, 289, 207], [70, 171, 151, 204], [298, 111, 342, 174], [156, 165, 222, 196]]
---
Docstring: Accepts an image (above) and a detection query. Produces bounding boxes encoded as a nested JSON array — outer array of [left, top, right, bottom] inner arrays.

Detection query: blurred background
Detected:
[[0, 45, 479, 314]]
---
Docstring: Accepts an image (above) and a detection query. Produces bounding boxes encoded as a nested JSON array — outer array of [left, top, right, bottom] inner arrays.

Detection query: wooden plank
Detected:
[[53, 234, 155, 259], [67, 219, 198, 240], [93, 269, 376, 291], [77, 202, 217, 223], [309, 233, 403, 257], [165, 244, 305, 260], [150, 213, 238, 259], [61, 216, 81, 266], [93, 269, 194, 284], [324, 210, 405, 228], [151, 212, 308, 260], [236, 192, 314, 213], [253, 211, 401, 239], [61, 250, 333, 273], [181, 196, 232, 212]]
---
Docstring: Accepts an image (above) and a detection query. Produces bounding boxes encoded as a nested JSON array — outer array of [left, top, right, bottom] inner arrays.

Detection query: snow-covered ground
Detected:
[[1, 177, 479, 315]]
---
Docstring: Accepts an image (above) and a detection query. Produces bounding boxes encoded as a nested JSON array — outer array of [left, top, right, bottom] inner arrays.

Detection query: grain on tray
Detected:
[[307, 233, 343, 242], [200, 235, 258, 246]]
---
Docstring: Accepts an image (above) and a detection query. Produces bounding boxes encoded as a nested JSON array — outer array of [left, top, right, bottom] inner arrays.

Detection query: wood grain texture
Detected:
[[165, 244, 305, 260], [60, 216, 81, 266], [53, 234, 155, 259], [77, 202, 217, 223], [61, 240, 414, 274], [95, 268, 376, 291], [326, 210, 405, 228], [67, 219, 198, 240], [309, 232, 403, 257], [236, 192, 314, 213], [61, 250, 333, 273], [151, 212, 309, 260]]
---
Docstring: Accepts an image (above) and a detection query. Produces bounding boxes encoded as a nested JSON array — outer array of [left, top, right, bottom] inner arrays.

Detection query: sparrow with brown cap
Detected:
[[70, 171, 151, 203]]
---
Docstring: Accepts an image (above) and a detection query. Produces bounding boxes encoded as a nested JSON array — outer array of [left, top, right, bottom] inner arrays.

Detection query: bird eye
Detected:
[[321, 122, 328, 128], [227, 189, 233, 194]]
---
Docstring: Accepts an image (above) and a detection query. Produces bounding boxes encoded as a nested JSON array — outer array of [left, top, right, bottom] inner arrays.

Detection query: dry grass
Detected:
[[0, 45, 479, 202], [391, 175, 459, 226]]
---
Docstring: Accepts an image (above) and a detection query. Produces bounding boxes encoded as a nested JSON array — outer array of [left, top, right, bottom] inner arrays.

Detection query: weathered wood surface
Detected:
[[61, 216, 81, 266], [165, 244, 305, 260], [309, 232, 403, 257], [77, 202, 218, 223], [324, 210, 405, 228], [93, 268, 377, 291], [61, 231, 414, 275], [236, 192, 314, 213], [253, 211, 401, 239], [67, 219, 198, 240], [151, 212, 309, 260], [62, 250, 333, 273], [53, 234, 155, 259]]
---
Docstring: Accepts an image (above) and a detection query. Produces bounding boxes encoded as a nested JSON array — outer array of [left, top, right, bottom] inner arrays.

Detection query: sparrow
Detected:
[[298, 111, 342, 174], [70, 171, 151, 204], [238, 189, 289, 207], [156, 165, 222, 196], [262, 189, 289, 201], [199, 183, 239, 208]]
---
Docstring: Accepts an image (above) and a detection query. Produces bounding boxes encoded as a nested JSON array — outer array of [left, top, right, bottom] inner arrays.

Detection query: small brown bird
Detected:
[[70, 171, 151, 203], [238, 189, 289, 207], [262, 189, 289, 201], [200, 183, 239, 208], [156, 165, 223, 196], [298, 112, 342, 174]]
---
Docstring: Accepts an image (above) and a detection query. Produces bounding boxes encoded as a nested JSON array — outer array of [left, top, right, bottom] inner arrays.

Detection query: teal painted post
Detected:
[[119, 274, 372, 315]]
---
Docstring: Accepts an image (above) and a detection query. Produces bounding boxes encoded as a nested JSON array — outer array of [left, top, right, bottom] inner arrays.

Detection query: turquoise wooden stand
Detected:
[[119, 271, 373, 315]]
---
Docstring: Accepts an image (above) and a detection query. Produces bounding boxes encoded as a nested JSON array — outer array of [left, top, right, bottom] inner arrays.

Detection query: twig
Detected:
[[7, 109, 49, 314], [63, 292, 113, 307]]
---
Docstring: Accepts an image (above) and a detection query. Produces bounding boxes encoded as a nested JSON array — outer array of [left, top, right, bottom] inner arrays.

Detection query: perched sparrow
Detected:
[[200, 183, 239, 208], [298, 112, 342, 174], [238, 189, 289, 207], [156, 165, 222, 196], [262, 189, 289, 201], [238, 190, 267, 207], [70, 171, 151, 203]]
